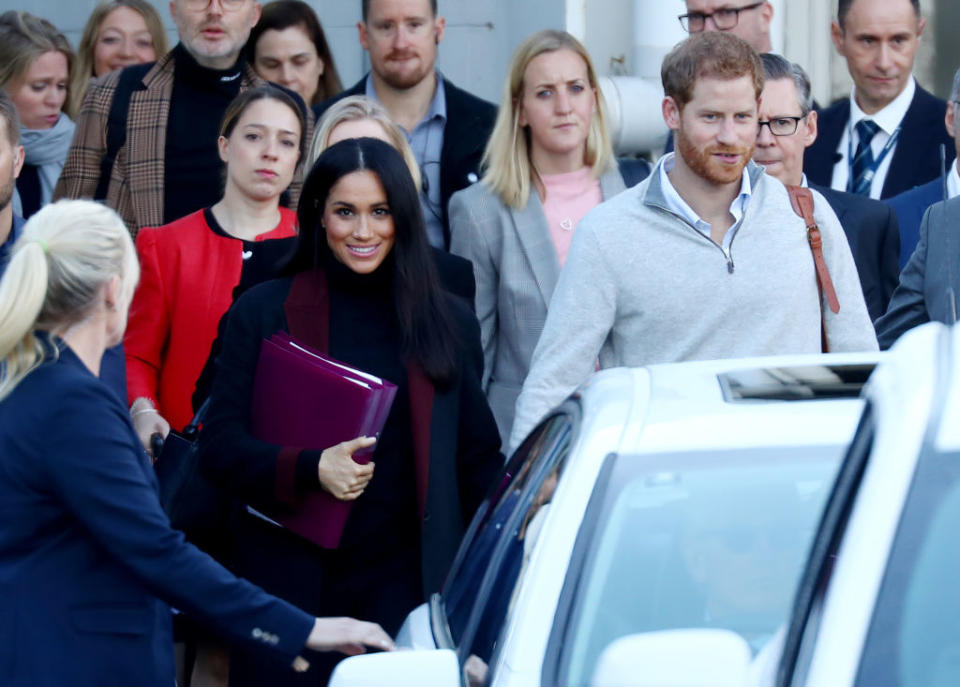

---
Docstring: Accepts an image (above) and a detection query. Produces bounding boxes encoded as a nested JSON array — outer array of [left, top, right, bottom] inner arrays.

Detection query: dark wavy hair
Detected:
[[246, 0, 342, 105], [289, 137, 458, 385]]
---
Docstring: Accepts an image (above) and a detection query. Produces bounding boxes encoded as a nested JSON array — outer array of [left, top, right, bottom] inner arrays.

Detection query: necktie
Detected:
[[850, 119, 881, 196]]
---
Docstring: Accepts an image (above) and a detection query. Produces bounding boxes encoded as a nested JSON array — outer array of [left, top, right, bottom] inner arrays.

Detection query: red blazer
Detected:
[[125, 208, 297, 430]]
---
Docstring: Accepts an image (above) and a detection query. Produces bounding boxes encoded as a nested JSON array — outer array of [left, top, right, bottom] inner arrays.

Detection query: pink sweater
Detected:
[[541, 167, 603, 266]]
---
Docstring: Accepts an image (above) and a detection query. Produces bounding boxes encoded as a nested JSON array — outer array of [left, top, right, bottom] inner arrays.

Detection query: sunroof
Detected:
[[719, 363, 876, 402]]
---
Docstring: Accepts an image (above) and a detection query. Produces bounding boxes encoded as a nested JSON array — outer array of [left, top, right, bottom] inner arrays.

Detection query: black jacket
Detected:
[[805, 85, 953, 199]]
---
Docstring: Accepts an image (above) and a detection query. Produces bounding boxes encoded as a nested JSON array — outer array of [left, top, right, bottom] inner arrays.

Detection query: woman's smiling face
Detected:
[[323, 169, 396, 274]]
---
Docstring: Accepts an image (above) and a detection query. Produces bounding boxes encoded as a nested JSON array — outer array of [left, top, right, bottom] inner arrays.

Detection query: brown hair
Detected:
[[661, 32, 763, 110], [219, 85, 307, 162], [0, 11, 76, 118], [0, 89, 21, 147], [246, 0, 342, 106]]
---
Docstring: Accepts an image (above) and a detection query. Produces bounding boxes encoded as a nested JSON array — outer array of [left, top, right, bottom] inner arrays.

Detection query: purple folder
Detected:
[[249, 332, 397, 548]]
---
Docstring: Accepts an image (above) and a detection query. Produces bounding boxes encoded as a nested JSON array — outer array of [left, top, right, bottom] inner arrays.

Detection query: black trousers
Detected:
[[227, 511, 423, 686]]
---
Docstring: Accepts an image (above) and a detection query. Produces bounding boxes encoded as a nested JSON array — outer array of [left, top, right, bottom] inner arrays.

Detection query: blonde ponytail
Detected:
[[0, 200, 138, 401]]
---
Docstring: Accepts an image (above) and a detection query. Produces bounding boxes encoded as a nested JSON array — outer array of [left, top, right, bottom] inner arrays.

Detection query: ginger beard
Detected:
[[675, 125, 754, 186]]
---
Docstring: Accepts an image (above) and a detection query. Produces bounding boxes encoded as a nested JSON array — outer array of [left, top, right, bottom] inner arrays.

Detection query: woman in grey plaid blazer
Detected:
[[450, 30, 636, 446]]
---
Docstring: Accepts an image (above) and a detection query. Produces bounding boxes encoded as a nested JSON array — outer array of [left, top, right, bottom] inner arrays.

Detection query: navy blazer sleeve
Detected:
[[875, 206, 933, 349], [44, 373, 314, 660]]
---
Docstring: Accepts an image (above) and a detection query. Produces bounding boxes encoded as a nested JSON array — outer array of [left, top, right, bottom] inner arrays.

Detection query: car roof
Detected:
[[573, 351, 882, 458]]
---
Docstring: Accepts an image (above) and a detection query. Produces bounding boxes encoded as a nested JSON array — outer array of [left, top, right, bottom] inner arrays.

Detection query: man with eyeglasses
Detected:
[[680, 1, 774, 53], [804, 0, 951, 203], [316, 0, 496, 251], [886, 66, 960, 268], [510, 33, 876, 451], [754, 53, 899, 321], [56, 0, 306, 234]]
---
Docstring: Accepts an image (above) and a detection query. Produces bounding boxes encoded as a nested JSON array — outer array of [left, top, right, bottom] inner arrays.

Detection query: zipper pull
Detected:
[[724, 248, 734, 274]]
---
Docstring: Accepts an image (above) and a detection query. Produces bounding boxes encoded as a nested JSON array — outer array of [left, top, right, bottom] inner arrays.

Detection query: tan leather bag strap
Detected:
[[787, 186, 840, 352]]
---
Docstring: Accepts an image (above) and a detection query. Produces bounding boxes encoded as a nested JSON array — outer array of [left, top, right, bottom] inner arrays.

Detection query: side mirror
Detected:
[[328, 648, 460, 687], [591, 629, 751, 687]]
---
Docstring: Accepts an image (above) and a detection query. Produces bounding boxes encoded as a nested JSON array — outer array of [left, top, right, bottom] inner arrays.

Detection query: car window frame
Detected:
[[430, 402, 581, 670], [780, 324, 956, 687]]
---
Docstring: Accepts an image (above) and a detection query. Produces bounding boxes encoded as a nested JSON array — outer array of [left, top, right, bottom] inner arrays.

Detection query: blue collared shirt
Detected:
[[366, 73, 447, 248], [0, 213, 25, 280], [658, 152, 753, 252]]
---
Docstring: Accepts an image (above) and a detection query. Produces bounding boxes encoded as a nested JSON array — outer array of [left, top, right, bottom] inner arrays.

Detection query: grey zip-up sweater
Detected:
[[509, 160, 878, 449]]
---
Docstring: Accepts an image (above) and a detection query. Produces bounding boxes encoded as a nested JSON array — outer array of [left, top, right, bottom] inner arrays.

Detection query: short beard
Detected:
[[0, 173, 13, 215], [676, 127, 753, 186]]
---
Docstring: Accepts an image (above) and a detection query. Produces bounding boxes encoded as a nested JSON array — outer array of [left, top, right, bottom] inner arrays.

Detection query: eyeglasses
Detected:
[[678, 2, 765, 33], [180, 0, 248, 12], [758, 116, 805, 137]]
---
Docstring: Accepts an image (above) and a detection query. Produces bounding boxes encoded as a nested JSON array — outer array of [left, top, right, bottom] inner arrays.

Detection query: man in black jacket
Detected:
[[315, 0, 496, 250], [754, 54, 900, 321], [804, 0, 950, 200]]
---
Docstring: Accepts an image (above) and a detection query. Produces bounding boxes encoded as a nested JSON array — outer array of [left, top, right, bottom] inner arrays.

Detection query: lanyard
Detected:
[[846, 122, 901, 193]]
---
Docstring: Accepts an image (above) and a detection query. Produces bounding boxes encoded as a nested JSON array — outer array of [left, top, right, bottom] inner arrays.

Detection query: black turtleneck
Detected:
[[298, 253, 421, 559], [163, 43, 244, 224]]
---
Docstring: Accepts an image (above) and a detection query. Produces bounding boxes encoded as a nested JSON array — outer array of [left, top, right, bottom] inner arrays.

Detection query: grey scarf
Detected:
[[12, 114, 76, 217]]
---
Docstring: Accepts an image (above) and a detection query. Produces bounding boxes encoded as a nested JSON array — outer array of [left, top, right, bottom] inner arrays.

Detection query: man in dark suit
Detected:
[[885, 66, 960, 268], [754, 54, 900, 321], [804, 0, 951, 201], [875, 196, 960, 348], [315, 0, 496, 250]]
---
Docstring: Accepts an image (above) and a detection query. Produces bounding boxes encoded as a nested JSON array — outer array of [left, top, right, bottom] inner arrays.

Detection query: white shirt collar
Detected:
[[949, 161, 960, 199], [658, 153, 752, 250], [849, 76, 916, 136]]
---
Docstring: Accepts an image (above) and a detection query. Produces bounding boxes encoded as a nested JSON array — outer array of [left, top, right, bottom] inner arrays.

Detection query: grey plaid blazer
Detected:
[[54, 51, 308, 235], [449, 168, 627, 445]]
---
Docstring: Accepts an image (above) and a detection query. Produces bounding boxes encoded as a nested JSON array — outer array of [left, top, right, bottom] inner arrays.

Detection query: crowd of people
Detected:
[[0, 0, 958, 684]]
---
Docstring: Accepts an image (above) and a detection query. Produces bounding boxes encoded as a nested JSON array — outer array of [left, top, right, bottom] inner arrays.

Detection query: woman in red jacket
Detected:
[[125, 85, 305, 449]]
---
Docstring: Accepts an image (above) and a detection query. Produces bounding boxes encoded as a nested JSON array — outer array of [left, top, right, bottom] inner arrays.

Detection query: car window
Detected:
[[550, 446, 844, 687], [442, 413, 574, 649], [853, 447, 960, 687]]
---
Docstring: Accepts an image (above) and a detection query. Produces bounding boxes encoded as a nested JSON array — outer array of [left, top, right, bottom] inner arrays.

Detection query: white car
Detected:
[[757, 322, 960, 687], [328, 352, 881, 687]]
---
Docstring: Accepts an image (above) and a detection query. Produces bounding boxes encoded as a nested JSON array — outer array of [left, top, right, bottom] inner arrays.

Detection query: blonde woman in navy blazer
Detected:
[[450, 30, 647, 445], [0, 200, 391, 687]]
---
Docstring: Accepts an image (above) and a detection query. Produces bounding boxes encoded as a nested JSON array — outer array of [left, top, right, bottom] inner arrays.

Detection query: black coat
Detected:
[[315, 75, 498, 248], [198, 270, 503, 599], [812, 184, 900, 321], [805, 86, 953, 199]]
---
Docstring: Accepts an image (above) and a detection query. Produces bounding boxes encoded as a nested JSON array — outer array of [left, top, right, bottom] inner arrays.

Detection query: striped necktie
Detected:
[[850, 119, 881, 196]]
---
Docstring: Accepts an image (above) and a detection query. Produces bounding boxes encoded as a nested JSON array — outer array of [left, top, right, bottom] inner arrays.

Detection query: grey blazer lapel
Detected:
[[511, 191, 560, 306]]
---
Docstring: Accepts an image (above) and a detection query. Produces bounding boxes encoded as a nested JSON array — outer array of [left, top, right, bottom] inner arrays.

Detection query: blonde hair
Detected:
[[70, 0, 169, 117], [0, 11, 76, 119], [482, 30, 615, 209], [0, 200, 139, 402], [307, 95, 422, 189]]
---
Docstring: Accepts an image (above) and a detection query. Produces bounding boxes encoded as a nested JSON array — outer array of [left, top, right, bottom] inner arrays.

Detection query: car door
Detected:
[[437, 405, 579, 685]]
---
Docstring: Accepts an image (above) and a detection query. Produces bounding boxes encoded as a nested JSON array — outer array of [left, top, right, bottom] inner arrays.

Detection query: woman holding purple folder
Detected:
[[199, 137, 503, 686]]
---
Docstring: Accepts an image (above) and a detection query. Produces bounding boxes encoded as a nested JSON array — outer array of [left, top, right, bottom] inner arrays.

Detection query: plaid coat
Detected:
[[54, 51, 308, 235]]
